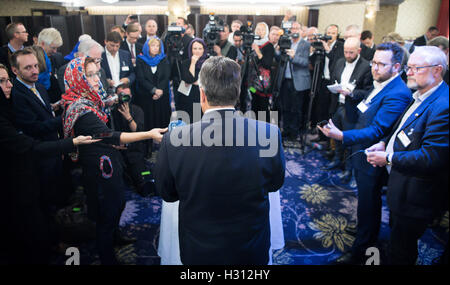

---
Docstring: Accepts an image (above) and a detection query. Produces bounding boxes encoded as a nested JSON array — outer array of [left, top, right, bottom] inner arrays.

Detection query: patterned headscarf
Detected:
[[62, 57, 108, 138]]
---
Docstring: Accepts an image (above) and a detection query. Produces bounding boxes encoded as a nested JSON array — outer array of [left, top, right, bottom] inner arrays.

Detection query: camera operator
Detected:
[[110, 83, 150, 196], [279, 22, 311, 140], [176, 17, 194, 61], [249, 22, 275, 121], [233, 32, 244, 64], [212, 24, 238, 60]]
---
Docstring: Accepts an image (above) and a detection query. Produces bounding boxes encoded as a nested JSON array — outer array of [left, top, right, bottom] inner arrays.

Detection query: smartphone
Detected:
[[129, 15, 138, 20], [92, 132, 113, 139], [317, 120, 329, 127]]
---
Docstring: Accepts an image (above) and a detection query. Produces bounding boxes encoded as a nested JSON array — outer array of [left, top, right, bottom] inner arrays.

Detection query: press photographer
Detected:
[[109, 83, 152, 197]]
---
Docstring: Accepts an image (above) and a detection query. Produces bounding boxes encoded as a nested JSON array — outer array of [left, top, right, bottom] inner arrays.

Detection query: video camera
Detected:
[[278, 22, 300, 52], [203, 13, 224, 47], [238, 21, 260, 50], [165, 23, 186, 56], [310, 33, 332, 51]]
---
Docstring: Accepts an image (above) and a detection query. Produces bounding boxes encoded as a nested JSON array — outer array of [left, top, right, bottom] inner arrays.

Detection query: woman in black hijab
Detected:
[[0, 64, 96, 264]]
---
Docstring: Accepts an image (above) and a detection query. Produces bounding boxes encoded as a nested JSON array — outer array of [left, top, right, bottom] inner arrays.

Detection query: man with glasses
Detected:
[[366, 46, 448, 264], [318, 42, 412, 264], [0, 22, 29, 79]]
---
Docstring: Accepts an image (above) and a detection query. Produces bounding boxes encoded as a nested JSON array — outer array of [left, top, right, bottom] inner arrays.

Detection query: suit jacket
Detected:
[[11, 79, 61, 141], [360, 43, 375, 61], [101, 49, 136, 86], [384, 82, 449, 220], [0, 45, 14, 79], [329, 56, 373, 117], [343, 75, 412, 176], [155, 110, 285, 265], [290, 39, 311, 92], [120, 40, 143, 58], [413, 35, 427, 47], [325, 40, 344, 77]]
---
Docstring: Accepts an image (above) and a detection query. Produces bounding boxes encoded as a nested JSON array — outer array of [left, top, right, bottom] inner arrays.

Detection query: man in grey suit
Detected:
[[280, 21, 311, 140]]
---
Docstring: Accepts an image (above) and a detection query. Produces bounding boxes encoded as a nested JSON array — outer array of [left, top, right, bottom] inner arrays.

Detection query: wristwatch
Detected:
[[385, 153, 392, 165]]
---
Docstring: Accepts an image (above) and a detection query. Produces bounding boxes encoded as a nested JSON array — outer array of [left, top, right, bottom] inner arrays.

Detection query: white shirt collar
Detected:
[[204, 107, 235, 114], [413, 80, 443, 103], [105, 48, 118, 58], [345, 55, 360, 68]]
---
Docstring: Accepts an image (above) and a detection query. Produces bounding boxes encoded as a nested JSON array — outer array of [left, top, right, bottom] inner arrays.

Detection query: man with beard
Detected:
[[318, 42, 412, 264], [366, 46, 448, 264]]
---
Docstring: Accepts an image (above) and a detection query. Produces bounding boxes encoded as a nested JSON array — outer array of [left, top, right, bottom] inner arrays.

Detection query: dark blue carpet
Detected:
[[51, 146, 448, 265]]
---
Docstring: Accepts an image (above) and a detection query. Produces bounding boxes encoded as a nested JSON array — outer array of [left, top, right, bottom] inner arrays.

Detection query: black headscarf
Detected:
[[0, 85, 15, 124]]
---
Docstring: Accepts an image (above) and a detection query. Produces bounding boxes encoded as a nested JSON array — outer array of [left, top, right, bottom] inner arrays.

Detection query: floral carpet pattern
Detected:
[[52, 147, 448, 265]]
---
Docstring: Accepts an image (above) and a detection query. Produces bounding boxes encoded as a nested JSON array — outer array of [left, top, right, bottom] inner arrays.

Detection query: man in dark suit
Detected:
[[102, 31, 136, 90], [319, 42, 412, 264], [323, 37, 373, 183], [0, 22, 29, 80], [413, 26, 440, 47], [10, 48, 67, 223], [120, 22, 143, 67], [366, 46, 448, 265], [155, 56, 285, 265]]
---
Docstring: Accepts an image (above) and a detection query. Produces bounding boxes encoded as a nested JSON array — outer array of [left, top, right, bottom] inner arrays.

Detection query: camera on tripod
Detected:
[[311, 33, 332, 51], [238, 21, 260, 50], [203, 13, 224, 47], [165, 24, 185, 55], [278, 22, 300, 52]]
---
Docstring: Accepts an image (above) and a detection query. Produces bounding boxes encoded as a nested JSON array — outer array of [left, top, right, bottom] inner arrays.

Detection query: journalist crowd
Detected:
[[0, 12, 448, 265]]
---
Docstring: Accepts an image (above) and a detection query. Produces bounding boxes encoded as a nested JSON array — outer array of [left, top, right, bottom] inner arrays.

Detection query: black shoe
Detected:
[[340, 170, 352, 183], [331, 252, 364, 265], [322, 159, 342, 170]]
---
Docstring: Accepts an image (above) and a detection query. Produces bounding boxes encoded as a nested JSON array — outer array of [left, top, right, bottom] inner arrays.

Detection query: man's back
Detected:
[[155, 110, 285, 264]]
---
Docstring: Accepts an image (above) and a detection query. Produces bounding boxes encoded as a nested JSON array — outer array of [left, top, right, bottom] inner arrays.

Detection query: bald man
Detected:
[[323, 37, 372, 183]]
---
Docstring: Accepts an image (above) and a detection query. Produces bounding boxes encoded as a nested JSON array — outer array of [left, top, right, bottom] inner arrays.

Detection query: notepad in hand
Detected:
[[177, 80, 192, 96], [327, 82, 344, 94]]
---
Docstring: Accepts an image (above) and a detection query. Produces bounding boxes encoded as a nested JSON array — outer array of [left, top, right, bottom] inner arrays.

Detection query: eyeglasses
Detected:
[[404, 65, 440, 73], [0, 78, 11, 85], [15, 31, 28, 34], [85, 72, 100, 79], [370, 60, 392, 69]]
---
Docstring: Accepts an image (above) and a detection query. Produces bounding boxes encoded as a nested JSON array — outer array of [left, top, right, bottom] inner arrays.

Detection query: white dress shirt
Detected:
[[385, 81, 443, 173], [105, 49, 121, 85], [338, 55, 360, 104], [323, 40, 336, 80], [365, 73, 400, 104]]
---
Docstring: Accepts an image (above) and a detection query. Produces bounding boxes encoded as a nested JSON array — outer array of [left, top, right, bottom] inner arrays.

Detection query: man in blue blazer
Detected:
[[318, 42, 412, 264], [155, 56, 285, 265], [101, 31, 136, 89], [366, 46, 449, 264]]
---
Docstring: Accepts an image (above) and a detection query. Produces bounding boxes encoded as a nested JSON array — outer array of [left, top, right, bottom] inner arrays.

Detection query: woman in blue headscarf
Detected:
[[135, 36, 171, 133]]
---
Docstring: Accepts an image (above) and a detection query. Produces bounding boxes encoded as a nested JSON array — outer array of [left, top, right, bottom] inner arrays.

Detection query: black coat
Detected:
[[0, 88, 74, 264], [155, 110, 285, 265], [135, 57, 171, 130], [176, 58, 203, 123]]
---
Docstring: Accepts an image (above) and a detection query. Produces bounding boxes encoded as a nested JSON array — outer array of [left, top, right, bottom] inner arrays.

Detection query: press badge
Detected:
[[397, 130, 411, 147], [121, 66, 130, 72], [357, 101, 369, 113]]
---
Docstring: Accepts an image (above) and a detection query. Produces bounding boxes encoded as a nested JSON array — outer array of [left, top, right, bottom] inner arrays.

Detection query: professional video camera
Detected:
[[203, 13, 224, 49], [165, 23, 186, 56], [238, 21, 260, 50], [278, 22, 300, 52], [103, 91, 131, 107], [310, 33, 332, 51]]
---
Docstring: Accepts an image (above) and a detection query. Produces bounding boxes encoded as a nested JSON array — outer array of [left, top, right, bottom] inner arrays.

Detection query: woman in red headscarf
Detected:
[[62, 56, 166, 265]]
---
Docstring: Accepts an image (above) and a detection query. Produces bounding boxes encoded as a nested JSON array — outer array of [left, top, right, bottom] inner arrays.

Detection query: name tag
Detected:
[[121, 66, 130, 72], [397, 130, 411, 147], [357, 101, 369, 113], [339, 94, 346, 104]]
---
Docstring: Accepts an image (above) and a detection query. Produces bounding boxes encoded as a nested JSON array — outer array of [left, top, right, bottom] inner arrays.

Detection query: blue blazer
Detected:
[[11, 79, 61, 142], [342, 75, 412, 176], [101, 49, 136, 86], [385, 82, 449, 220]]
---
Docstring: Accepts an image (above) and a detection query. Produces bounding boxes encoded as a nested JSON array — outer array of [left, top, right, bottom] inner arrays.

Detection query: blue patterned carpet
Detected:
[[51, 146, 448, 265]]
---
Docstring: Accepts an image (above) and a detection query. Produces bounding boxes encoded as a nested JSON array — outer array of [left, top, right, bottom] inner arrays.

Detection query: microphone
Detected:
[[168, 120, 186, 131]]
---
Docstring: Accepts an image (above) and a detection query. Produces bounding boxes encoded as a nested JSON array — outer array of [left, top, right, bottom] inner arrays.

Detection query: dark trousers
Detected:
[[351, 169, 386, 256], [331, 105, 353, 170], [388, 213, 429, 265], [280, 78, 308, 137], [251, 94, 271, 122], [311, 78, 332, 126]]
